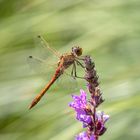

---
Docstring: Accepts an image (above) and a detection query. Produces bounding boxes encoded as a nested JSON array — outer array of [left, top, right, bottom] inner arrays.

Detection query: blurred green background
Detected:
[[0, 0, 140, 140]]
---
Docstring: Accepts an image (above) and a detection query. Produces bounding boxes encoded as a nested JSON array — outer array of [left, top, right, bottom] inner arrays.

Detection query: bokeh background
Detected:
[[0, 0, 140, 140]]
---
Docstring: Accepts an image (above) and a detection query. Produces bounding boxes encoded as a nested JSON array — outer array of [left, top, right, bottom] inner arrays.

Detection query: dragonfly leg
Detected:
[[72, 62, 85, 80], [74, 75, 85, 80], [75, 56, 86, 61], [71, 63, 75, 77], [64, 63, 85, 80], [71, 62, 77, 79], [75, 59, 85, 68]]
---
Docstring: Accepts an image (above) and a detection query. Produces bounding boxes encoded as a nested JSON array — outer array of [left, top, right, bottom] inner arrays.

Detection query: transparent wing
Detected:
[[55, 65, 79, 93], [37, 35, 61, 58], [27, 35, 80, 92], [27, 36, 59, 81], [57, 60, 86, 93], [27, 56, 79, 93], [33, 35, 59, 62], [27, 55, 57, 80]]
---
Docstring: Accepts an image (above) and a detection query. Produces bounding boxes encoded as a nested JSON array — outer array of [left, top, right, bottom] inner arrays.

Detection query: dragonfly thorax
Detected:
[[72, 46, 82, 56], [57, 54, 75, 69]]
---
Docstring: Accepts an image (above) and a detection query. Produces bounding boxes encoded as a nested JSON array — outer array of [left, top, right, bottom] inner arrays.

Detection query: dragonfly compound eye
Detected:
[[72, 46, 83, 56]]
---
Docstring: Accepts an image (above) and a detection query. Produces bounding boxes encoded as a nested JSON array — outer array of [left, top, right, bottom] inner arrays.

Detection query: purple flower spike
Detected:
[[69, 89, 87, 110], [69, 56, 110, 140], [95, 111, 109, 135], [76, 132, 95, 140], [69, 90, 92, 125], [75, 131, 88, 140], [96, 111, 109, 123], [76, 113, 92, 124]]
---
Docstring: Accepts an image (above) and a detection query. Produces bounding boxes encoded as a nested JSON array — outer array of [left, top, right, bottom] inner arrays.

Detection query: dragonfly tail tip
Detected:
[[28, 103, 35, 110], [29, 98, 39, 110]]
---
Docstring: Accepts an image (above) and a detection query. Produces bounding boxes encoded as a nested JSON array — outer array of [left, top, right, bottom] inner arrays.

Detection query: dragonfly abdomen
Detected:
[[29, 62, 63, 109]]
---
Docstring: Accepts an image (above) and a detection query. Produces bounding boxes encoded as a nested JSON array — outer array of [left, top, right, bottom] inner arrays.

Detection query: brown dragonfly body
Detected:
[[29, 42, 83, 109]]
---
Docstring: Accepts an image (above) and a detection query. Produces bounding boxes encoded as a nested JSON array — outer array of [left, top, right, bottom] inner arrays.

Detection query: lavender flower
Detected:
[[96, 111, 109, 124], [69, 89, 87, 110], [69, 90, 109, 139], [95, 111, 109, 136], [69, 90, 92, 125], [69, 55, 109, 140], [76, 131, 94, 140]]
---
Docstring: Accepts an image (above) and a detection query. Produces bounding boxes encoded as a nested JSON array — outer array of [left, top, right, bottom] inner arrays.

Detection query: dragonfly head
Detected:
[[72, 46, 83, 56]]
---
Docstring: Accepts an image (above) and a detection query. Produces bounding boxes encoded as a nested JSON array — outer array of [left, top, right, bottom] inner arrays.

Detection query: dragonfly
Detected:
[[29, 35, 84, 109]]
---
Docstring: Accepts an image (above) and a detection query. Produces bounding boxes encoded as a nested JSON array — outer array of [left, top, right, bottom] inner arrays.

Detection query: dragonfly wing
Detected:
[[56, 60, 86, 92], [27, 36, 60, 81], [34, 35, 60, 61], [55, 65, 79, 93], [37, 35, 61, 58], [27, 54, 58, 82]]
